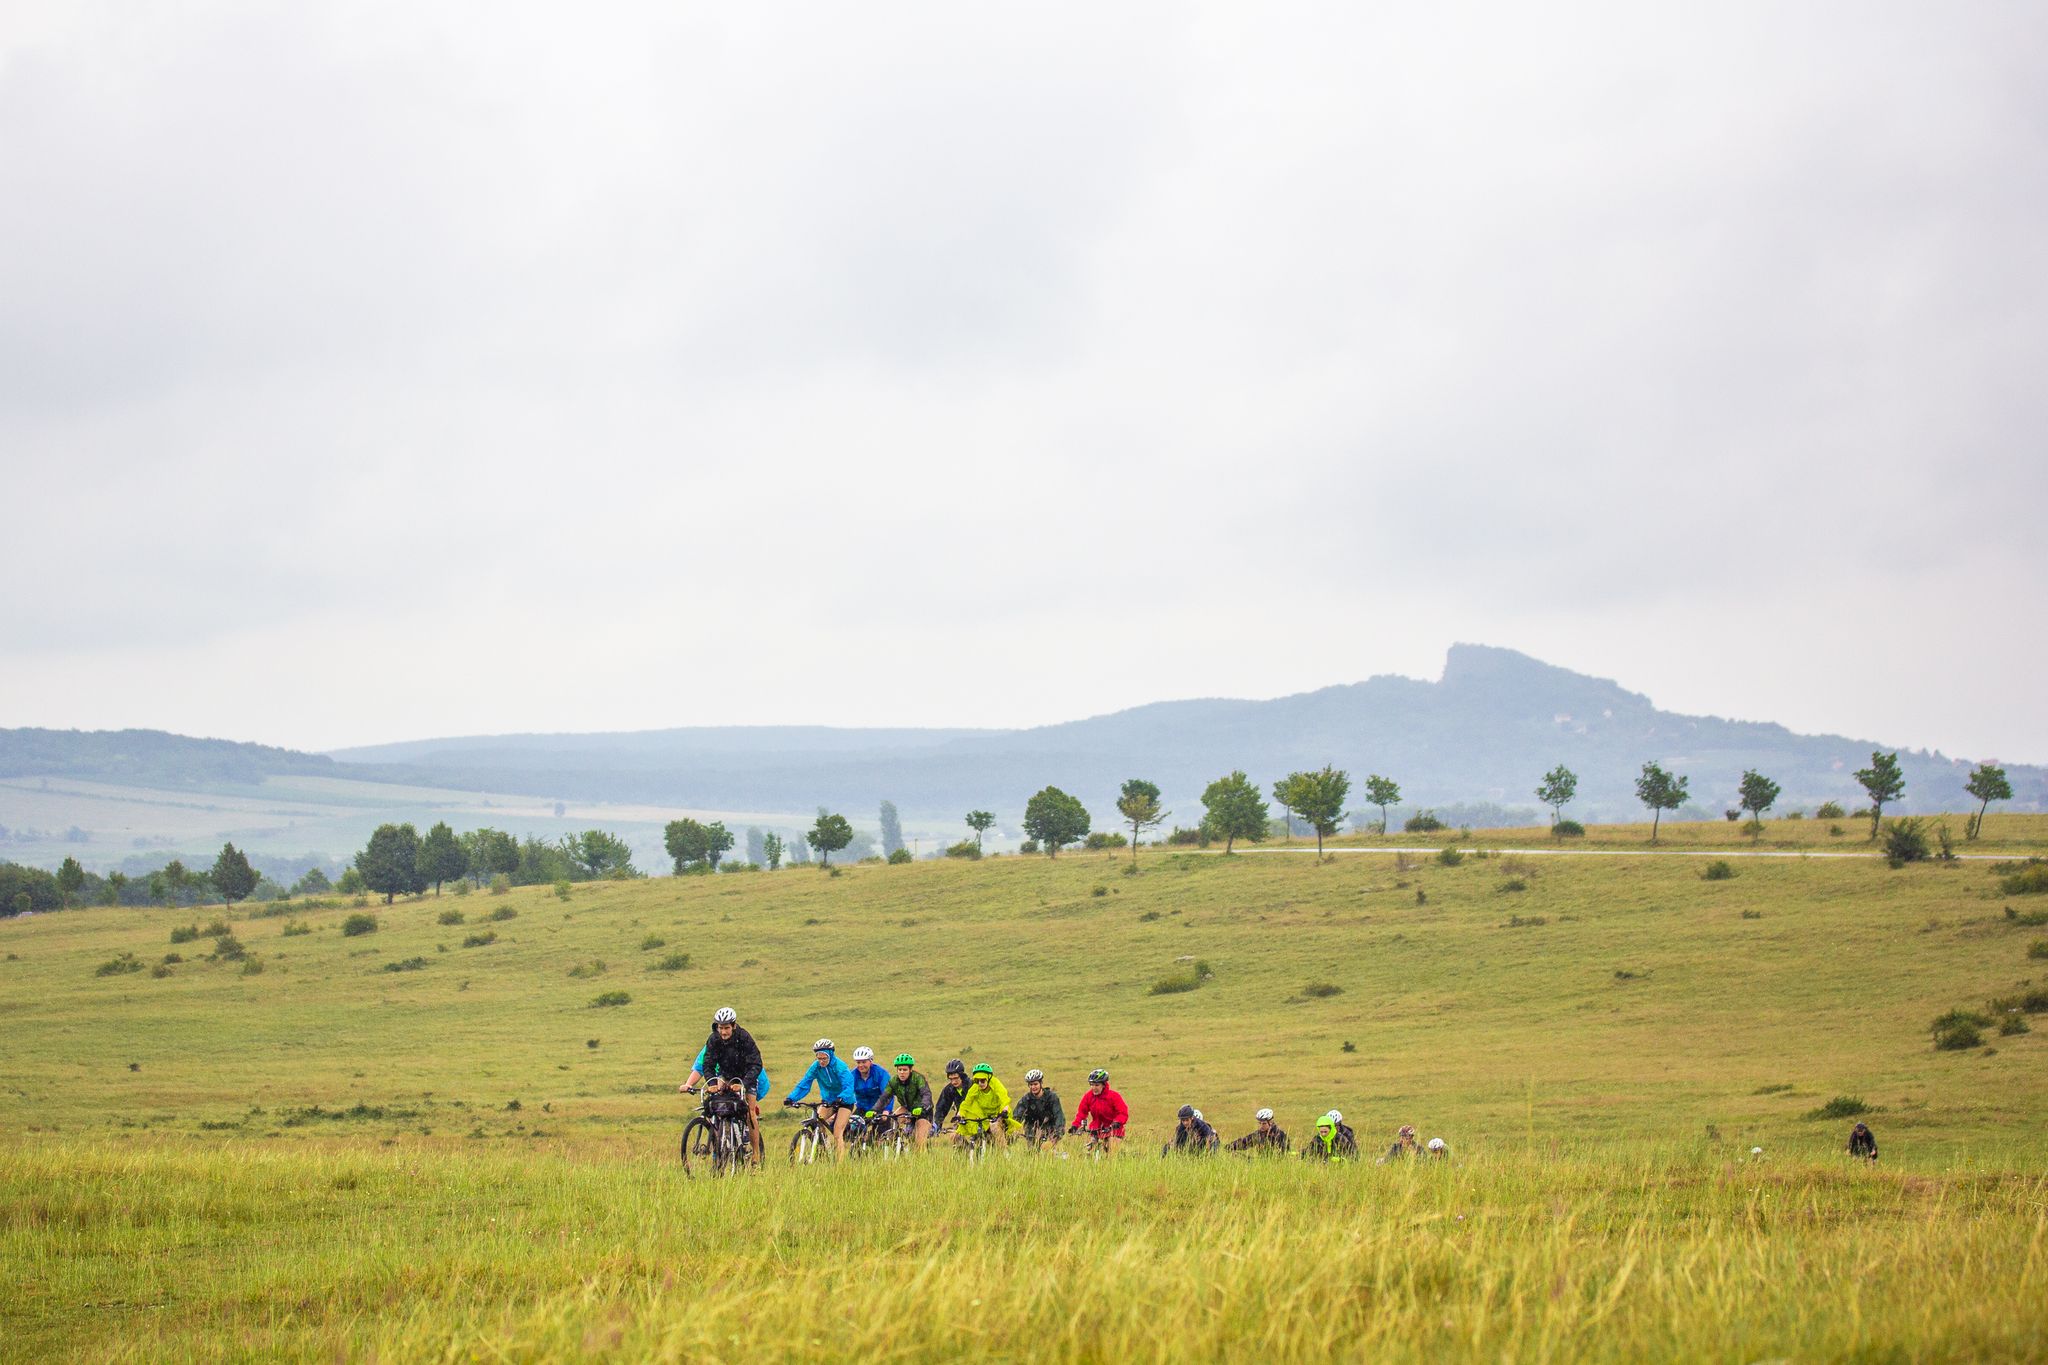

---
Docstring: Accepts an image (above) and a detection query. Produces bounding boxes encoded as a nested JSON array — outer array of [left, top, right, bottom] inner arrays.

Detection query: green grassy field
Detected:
[[3, 818, 2046, 1360]]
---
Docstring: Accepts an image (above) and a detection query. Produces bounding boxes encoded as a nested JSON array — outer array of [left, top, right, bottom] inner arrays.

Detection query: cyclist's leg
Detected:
[[827, 1103, 850, 1157], [990, 1113, 1008, 1148], [744, 1090, 762, 1163], [912, 1117, 931, 1151], [1107, 1132, 1123, 1158]]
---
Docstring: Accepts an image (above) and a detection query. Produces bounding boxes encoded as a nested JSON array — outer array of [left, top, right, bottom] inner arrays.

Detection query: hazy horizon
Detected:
[[5, 4, 2043, 760]]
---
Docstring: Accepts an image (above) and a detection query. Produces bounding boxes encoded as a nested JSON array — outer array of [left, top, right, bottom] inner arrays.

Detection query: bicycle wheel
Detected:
[[789, 1124, 822, 1166], [680, 1117, 714, 1177]]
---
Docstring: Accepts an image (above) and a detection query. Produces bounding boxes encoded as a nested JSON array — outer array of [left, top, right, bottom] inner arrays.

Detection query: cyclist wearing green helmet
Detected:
[[1303, 1113, 1349, 1164], [880, 1053, 935, 1152], [953, 1062, 1017, 1150]]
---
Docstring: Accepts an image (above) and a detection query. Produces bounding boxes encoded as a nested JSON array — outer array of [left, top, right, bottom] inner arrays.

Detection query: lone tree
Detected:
[[356, 823, 424, 904], [1536, 765, 1579, 832], [762, 832, 785, 871], [1854, 751, 1905, 840], [1964, 762, 2011, 840], [1277, 767, 1351, 858], [1736, 769, 1780, 843], [1634, 762, 1689, 844], [1022, 786, 1090, 857], [964, 810, 996, 854], [1363, 775, 1401, 836], [209, 842, 257, 909], [807, 812, 854, 867], [878, 802, 905, 859], [1201, 771, 1269, 853], [1116, 778, 1168, 865], [417, 821, 466, 895], [56, 856, 86, 908]]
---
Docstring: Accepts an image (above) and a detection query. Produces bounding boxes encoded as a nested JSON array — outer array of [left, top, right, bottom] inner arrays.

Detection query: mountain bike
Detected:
[[857, 1111, 913, 1159], [952, 1115, 1008, 1164], [788, 1102, 856, 1165], [1078, 1124, 1122, 1160], [679, 1086, 751, 1178]]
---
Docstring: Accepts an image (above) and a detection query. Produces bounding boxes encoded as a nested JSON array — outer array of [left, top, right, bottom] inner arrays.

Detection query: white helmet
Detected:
[[851, 1046, 874, 1062], [1326, 1109, 1343, 1125], [1255, 1108, 1274, 1122], [1024, 1068, 1044, 1083], [712, 1007, 737, 1025], [1192, 1108, 1204, 1123], [812, 1038, 835, 1053], [1427, 1137, 1446, 1152]]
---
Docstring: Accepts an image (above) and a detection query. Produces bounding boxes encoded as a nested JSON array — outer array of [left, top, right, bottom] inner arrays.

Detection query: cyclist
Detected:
[[1848, 1122, 1878, 1161], [1163, 1104, 1219, 1156], [1013, 1069, 1065, 1149], [1226, 1108, 1290, 1154], [685, 1006, 764, 1163], [1068, 1068, 1128, 1155], [932, 1059, 970, 1133], [1424, 1137, 1449, 1159], [1302, 1113, 1348, 1163], [880, 1053, 935, 1152], [954, 1062, 1016, 1151], [1378, 1124, 1421, 1164], [848, 1046, 890, 1131], [682, 1045, 771, 1104], [1325, 1109, 1359, 1158], [784, 1038, 859, 1160]]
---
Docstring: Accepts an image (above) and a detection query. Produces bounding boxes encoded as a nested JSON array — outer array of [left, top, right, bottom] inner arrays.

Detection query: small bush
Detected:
[[1166, 826, 1209, 847], [162, 952, 183, 964], [461, 931, 497, 948], [281, 919, 312, 937], [1120, 861, 1139, 877], [887, 847, 914, 864], [1815, 801, 1845, 820], [209, 934, 247, 962], [1436, 847, 1465, 867], [1987, 984, 2048, 1015], [1725, 810, 1741, 822], [488, 874, 511, 896], [453, 879, 472, 897], [2000, 863, 2048, 897], [1552, 820, 1585, 838], [94, 953, 145, 977], [2004, 905, 2048, 926], [1882, 818, 1931, 868], [1084, 832, 1127, 851], [1403, 812, 1445, 833], [1503, 914, 1548, 928], [944, 840, 982, 859], [1933, 1021, 1983, 1051], [169, 924, 201, 944], [1091, 886, 1109, 898], [1804, 1096, 1869, 1121], [488, 906, 518, 922], [1302, 982, 1343, 998], [1931, 1008, 1993, 1032], [239, 956, 264, 976], [1740, 909, 1763, 920], [438, 908, 465, 926], [1702, 860, 1736, 881], [566, 959, 608, 979], [341, 913, 378, 937], [1828, 824, 1845, 837], [553, 880, 573, 901], [590, 990, 631, 1008], [1999, 1013, 2031, 1036], [2029, 940, 2048, 961], [640, 934, 666, 950], [150, 963, 174, 979], [1148, 965, 1205, 996], [1138, 910, 1161, 922], [1498, 877, 1528, 893], [649, 952, 690, 972], [1341, 1041, 1356, 1053], [1019, 839, 1040, 855]]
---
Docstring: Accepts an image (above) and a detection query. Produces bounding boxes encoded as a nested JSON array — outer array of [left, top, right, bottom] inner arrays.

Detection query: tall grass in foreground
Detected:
[[4, 1140, 2044, 1362]]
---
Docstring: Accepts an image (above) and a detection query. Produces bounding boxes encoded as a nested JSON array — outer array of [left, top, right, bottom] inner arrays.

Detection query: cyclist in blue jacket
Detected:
[[785, 1038, 859, 1160], [848, 1046, 890, 1121]]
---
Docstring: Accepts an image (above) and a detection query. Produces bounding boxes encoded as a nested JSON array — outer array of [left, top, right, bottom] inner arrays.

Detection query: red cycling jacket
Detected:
[[1071, 1087, 1129, 1133]]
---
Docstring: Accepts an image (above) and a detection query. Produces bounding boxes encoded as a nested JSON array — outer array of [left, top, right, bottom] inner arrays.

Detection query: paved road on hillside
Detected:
[[1223, 846, 2026, 861]]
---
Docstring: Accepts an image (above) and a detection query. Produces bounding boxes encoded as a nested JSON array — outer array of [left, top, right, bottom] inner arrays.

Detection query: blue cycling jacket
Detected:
[[786, 1054, 857, 1107], [848, 1061, 890, 1112], [695, 1047, 770, 1100]]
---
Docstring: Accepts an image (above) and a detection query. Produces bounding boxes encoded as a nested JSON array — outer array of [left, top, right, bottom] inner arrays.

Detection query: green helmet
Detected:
[[894, 1053, 915, 1067], [1316, 1115, 1335, 1131], [971, 1062, 993, 1076]]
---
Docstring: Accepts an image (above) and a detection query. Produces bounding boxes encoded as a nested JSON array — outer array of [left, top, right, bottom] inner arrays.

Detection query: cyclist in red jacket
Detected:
[[1068, 1068, 1128, 1156]]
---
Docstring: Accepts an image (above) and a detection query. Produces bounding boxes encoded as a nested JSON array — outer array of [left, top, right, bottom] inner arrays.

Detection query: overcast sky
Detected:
[[3, 2, 2043, 761]]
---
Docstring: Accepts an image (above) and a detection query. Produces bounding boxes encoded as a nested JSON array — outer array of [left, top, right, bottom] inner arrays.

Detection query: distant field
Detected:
[[3, 828, 2045, 1358]]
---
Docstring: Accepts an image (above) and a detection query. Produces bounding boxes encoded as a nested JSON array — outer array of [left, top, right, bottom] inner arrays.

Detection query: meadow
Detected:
[[3, 819, 2046, 1360]]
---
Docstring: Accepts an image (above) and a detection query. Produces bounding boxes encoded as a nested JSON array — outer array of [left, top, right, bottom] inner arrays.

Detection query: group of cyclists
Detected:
[[679, 1005, 1452, 1166]]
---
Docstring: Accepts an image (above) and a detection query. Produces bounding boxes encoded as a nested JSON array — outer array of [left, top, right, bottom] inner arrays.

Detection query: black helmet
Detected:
[[1178, 1104, 1195, 1119], [945, 1059, 966, 1076]]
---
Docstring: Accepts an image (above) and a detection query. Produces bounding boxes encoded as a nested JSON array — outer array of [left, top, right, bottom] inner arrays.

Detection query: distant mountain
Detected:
[[317, 645, 2045, 823], [0, 728, 336, 787]]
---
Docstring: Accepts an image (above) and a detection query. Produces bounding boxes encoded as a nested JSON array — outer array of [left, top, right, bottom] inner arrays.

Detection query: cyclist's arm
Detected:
[[784, 1061, 819, 1104]]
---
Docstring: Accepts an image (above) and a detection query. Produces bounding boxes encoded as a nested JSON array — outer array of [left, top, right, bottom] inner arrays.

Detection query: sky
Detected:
[[3, 2, 2043, 761]]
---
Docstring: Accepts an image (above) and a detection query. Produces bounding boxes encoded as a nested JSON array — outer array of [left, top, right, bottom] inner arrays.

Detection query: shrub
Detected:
[[1999, 1013, 2031, 1036], [1552, 820, 1585, 838], [209, 934, 247, 962], [1740, 909, 1763, 920], [1498, 877, 1528, 893], [1724, 810, 1741, 822], [382, 957, 428, 973], [945, 840, 982, 859], [1702, 860, 1736, 881], [553, 880, 573, 901], [1084, 832, 1127, 851], [341, 913, 378, 937], [1404, 811, 1445, 833], [1165, 826, 1208, 847], [240, 956, 264, 976], [1341, 1041, 1356, 1053], [1148, 961, 1212, 996], [438, 909, 465, 926], [650, 952, 690, 972], [1828, 824, 1846, 837], [590, 990, 631, 1008], [1091, 886, 1109, 898], [488, 874, 511, 896], [169, 924, 201, 944], [1882, 818, 1931, 868], [2005, 906, 2048, 926], [488, 906, 518, 922], [1933, 1021, 1983, 1050], [887, 847, 914, 864], [1302, 982, 1343, 998], [2000, 863, 2048, 896], [1019, 839, 1040, 855], [452, 879, 472, 897], [203, 918, 231, 938], [150, 963, 174, 979], [1931, 1007, 1993, 1032], [462, 931, 497, 948], [94, 953, 144, 977], [1815, 801, 1845, 820], [281, 919, 312, 937], [640, 934, 666, 951], [1138, 910, 1161, 922], [1781, 810, 1804, 821], [162, 952, 183, 964], [1504, 914, 1548, 928], [2030, 941, 2048, 961], [1804, 1096, 1869, 1120], [1987, 984, 2048, 1015], [1435, 847, 1464, 867], [566, 960, 608, 979]]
